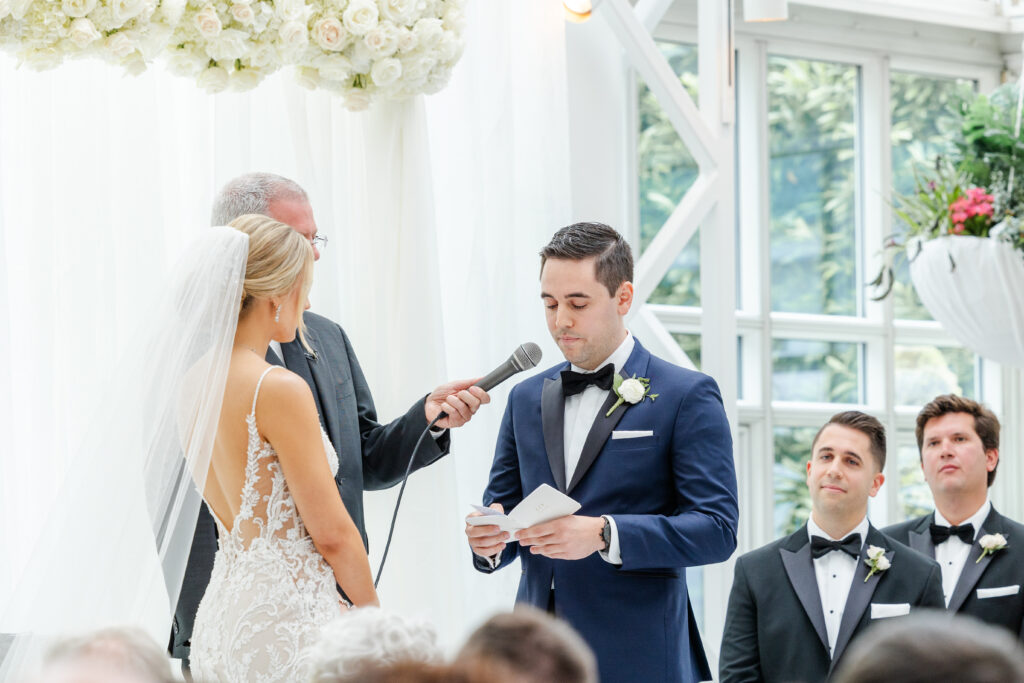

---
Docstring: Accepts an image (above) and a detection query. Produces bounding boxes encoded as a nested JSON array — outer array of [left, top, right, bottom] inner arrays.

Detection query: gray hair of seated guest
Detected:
[[307, 607, 442, 682], [42, 626, 175, 683], [211, 172, 309, 227], [832, 610, 1024, 683]]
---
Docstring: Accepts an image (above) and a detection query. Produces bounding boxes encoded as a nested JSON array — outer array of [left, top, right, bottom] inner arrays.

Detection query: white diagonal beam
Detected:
[[633, 168, 719, 304], [634, 0, 673, 32], [598, 0, 719, 172]]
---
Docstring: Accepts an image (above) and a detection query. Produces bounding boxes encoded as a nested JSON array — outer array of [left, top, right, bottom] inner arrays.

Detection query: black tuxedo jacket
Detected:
[[720, 523, 944, 683], [170, 311, 450, 659], [883, 506, 1024, 637]]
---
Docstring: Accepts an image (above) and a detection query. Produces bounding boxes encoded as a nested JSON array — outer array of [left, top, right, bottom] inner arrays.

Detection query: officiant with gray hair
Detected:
[[170, 172, 491, 668], [720, 411, 944, 683]]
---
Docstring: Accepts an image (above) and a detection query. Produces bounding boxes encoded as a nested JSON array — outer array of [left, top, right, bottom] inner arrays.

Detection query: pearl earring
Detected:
[[274, 304, 281, 323]]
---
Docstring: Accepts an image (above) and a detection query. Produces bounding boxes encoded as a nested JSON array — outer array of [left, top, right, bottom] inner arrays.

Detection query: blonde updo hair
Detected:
[[229, 214, 316, 354]]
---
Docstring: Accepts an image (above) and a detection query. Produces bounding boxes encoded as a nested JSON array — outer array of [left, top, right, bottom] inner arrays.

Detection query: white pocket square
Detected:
[[977, 585, 1020, 599], [611, 430, 654, 440], [870, 603, 910, 619]]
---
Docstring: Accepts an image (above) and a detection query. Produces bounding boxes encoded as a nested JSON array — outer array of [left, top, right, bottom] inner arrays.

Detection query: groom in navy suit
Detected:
[[465, 222, 739, 683]]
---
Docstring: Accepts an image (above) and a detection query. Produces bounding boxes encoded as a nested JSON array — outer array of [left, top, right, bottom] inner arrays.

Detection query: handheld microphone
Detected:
[[374, 342, 543, 587]]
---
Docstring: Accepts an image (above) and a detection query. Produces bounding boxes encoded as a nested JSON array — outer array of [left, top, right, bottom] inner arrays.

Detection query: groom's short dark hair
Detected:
[[540, 222, 633, 296]]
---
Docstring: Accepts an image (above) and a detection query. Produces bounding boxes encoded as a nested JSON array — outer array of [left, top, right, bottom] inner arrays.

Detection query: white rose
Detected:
[[364, 23, 398, 58], [197, 65, 230, 92], [312, 16, 346, 51], [230, 67, 262, 91], [437, 33, 461, 62], [193, 5, 222, 39], [25, 48, 61, 70], [313, 54, 352, 82], [343, 88, 371, 112], [348, 40, 373, 72], [401, 54, 434, 82], [980, 533, 1007, 550], [369, 56, 401, 87], [378, 0, 414, 24], [874, 556, 891, 571], [342, 0, 377, 36], [121, 53, 147, 76], [0, 0, 11, 20], [866, 545, 884, 561], [444, 7, 466, 32], [618, 378, 646, 404], [395, 27, 417, 52], [412, 17, 443, 47], [293, 66, 321, 90], [249, 42, 280, 68], [279, 21, 308, 50], [275, 0, 307, 22], [422, 68, 452, 94], [68, 17, 101, 48], [10, 0, 34, 20], [166, 49, 205, 76], [111, 0, 145, 23], [61, 0, 96, 19], [229, 2, 254, 24], [105, 32, 136, 59]]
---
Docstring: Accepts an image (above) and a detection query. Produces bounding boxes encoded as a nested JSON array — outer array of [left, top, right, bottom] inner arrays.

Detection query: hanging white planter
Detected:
[[909, 235, 1024, 367]]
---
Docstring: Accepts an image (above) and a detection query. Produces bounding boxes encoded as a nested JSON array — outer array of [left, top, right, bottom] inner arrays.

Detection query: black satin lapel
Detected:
[[948, 527, 995, 613], [265, 347, 284, 367], [566, 387, 628, 494], [909, 529, 935, 559], [541, 378, 567, 492], [281, 339, 327, 427], [780, 543, 829, 654], [830, 542, 890, 669]]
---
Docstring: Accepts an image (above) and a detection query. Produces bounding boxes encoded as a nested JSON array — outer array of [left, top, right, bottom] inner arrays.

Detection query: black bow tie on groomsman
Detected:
[[810, 533, 862, 559], [930, 523, 975, 545], [561, 363, 615, 396]]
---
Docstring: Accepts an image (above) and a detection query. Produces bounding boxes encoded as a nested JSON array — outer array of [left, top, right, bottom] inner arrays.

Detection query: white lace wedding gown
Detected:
[[190, 366, 344, 682]]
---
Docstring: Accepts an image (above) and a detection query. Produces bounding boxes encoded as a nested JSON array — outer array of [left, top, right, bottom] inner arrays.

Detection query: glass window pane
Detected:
[[671, 332, 701, 369], [768, 57, 858, 316], [893, 344, 978, 407], [774, 426, 815, 538], [638, 42, 700, 306], [890, 73, 974, 321], [897, 440, 932, 520], [772, 339, 861, 403]]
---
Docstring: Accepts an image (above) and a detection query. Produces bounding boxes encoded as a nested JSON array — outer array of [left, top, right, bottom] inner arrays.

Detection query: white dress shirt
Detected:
[[563, 333, 634, 566], [807, 515, 869, 658], [933, 498, 991, 606]]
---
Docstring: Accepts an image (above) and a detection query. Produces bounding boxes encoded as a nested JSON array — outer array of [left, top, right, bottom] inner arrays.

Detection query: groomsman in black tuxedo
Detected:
[[883, 394, 1024, 637], [720, 411, 944, 683]]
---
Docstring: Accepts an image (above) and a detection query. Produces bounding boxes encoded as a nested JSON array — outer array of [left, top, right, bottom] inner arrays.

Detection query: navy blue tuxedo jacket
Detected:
[[474, 338, 738, 683]]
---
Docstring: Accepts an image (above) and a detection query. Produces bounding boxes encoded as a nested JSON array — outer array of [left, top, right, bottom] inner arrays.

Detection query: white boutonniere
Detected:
[[864, 545, 891, 582], [977, 533, 1008, 563], [606, 374, 658, 417]]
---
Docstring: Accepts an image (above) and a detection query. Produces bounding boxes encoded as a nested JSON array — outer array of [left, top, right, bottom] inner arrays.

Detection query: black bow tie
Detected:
[[810, 533, 862, 560], [561, 363, 615, 397], [930, 522, 975, 545]]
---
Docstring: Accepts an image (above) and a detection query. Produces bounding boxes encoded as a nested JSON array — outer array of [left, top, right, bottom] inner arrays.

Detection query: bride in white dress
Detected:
[[188, 214, 379, 682]]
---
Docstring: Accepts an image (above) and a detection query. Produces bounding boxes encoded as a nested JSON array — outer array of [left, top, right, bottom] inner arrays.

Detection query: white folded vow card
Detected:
[[977, 585, 1020, 599], [466, 484, 581, 534], [870, 603, 910, 619]]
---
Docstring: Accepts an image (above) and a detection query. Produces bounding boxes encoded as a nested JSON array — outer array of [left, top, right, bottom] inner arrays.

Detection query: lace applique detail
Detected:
[[191, 367, 342, 683]]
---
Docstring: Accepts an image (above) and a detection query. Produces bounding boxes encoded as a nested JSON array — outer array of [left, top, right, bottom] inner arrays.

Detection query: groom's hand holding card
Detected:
[[465, 484, 581, 561]]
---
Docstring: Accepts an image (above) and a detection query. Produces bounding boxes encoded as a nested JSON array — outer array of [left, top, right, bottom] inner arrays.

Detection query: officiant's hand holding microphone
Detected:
[[424, 379, 491, 428]]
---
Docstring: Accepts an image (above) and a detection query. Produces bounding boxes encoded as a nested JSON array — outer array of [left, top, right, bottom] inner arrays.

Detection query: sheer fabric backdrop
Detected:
[[0, 0, 570, 653]]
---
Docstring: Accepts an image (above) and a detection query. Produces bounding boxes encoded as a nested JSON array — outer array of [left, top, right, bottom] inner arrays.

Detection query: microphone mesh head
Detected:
[[513, 342, 543, 370]]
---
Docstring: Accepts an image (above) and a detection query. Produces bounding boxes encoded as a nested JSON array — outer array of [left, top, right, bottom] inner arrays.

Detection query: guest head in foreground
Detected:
[[831, 611, 1024, 683], [37, 627, 174, 683], [454, 607, 597, 683], [307, 607, 441, 683]]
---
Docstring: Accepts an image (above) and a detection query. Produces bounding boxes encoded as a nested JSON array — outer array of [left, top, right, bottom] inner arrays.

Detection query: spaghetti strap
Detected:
[[250, 366, 281, 416]]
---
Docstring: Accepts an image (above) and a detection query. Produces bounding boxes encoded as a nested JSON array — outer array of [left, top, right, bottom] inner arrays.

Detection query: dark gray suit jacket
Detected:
[[170, 311, 450, 659], [883, 506, 1024, 638], [719, 523, 944, 683]]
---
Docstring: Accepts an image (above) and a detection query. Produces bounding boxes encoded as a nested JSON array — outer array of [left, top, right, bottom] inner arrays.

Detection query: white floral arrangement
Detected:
[[160, 0, 467, 108], [0, 0, 177, 73]]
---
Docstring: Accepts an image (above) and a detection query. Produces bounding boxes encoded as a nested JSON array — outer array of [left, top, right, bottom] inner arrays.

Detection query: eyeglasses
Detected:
[[312, 234, 328, 250]]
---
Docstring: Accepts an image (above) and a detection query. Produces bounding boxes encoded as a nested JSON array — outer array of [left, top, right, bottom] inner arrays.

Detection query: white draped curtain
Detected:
[[0, 0, 570, 653]]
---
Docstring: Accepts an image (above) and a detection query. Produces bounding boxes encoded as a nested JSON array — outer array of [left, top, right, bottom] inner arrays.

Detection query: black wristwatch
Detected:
[[600, 516, 611, 551]]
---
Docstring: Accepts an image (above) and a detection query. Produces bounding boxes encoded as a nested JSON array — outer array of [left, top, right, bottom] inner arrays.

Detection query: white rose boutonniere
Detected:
[[863, 545, 891, 582], [606, 374, 658, 418], [977, 533, 1008, 563]]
